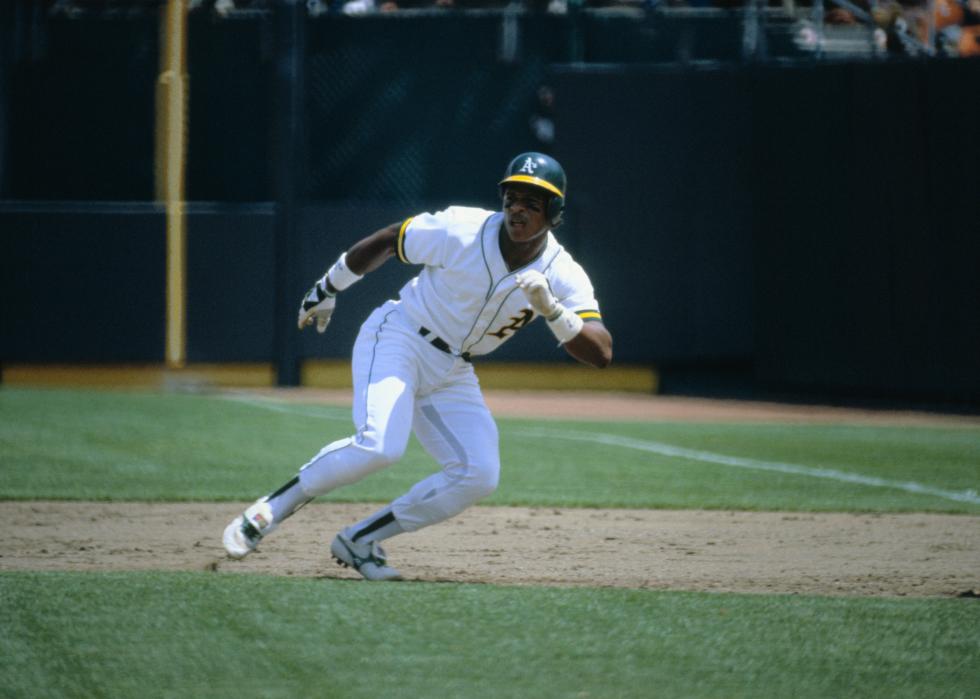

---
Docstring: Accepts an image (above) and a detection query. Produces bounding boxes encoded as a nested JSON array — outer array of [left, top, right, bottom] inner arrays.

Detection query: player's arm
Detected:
[[297, 222, 401, 333], [514, 271, 613, 369], [562, 319, 613, 369], [343, 222, 400, 276]]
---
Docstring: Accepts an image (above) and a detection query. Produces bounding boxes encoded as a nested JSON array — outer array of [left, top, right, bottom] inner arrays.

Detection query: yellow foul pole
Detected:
[[156, 0, 188, 368]]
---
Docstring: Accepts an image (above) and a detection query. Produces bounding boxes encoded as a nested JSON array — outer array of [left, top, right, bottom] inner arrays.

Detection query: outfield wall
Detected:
[[2, 11, 979, 403], [550, 61, 980, 402]]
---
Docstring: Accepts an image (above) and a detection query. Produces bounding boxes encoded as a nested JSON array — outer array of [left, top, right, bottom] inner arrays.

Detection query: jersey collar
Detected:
[[486, 212, 556, 277]]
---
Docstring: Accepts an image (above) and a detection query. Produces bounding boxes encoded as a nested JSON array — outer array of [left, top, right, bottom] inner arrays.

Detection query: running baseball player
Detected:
[[223, 152, 613, 580]]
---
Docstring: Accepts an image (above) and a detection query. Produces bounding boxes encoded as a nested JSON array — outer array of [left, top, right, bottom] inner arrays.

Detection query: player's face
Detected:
[[502, 186, 550, 242]]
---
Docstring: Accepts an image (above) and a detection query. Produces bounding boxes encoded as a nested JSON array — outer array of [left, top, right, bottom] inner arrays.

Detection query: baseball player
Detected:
[[223, 152, 613, 580]]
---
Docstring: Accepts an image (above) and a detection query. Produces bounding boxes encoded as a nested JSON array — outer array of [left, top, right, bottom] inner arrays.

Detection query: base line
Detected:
[[222, 396, 979, 506], [512, 427, 980, 506], [221, 394, 351, 422]]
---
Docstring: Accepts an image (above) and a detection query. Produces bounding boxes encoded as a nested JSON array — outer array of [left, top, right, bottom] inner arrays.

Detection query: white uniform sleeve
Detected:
[[397, 206, 494, 267], [550, 257, 603, 323], [396, 212, 447, 266]]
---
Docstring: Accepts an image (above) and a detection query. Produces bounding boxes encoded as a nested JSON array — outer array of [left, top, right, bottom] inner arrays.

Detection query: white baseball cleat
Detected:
[[330, 532, 403, 581], [223, 499, 277, 559]]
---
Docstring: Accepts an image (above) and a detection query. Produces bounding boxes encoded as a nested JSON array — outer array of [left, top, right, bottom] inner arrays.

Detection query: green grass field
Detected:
[[1, 386, 979, 698]]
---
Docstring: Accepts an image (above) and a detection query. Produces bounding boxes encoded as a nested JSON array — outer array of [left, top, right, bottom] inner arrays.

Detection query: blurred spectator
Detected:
[[529, 84, 556, 148], [339, 0, 567, 11], [188, 0, 271, 15], [933, 0, 980, 56], [341, 0, 392, 13], [870, 0, 980, 56]]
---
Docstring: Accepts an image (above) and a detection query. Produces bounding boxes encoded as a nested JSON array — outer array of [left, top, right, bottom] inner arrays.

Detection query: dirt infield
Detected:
[[4, 501, 978, 598], [3, 391, 978, 597]]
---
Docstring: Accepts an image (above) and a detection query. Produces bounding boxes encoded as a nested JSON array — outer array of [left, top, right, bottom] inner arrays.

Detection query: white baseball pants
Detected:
[[298, 301, 500, 532]]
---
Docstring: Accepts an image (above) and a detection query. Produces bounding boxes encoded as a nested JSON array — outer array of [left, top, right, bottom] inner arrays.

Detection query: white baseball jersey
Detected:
[[394, 206, 602, 357], [271, 204, 607, 556]]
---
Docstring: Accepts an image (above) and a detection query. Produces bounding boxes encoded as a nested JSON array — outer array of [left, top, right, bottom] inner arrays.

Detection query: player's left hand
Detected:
[[515, 270, 559, 318], [297, 276, 336, 333]]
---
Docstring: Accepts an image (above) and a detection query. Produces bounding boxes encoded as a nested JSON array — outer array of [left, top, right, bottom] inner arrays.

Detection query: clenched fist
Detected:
[[514, 270, 559, 319]]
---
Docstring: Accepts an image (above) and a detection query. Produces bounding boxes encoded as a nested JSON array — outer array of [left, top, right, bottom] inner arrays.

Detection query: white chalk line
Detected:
[[220, 394, 351, 422], [512, 427, 980, 506], [222, 395, 979, 506]]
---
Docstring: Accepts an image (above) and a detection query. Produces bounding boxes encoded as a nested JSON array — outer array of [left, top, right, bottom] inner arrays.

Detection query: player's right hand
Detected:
[[515, 270, 559, 319], [297, 276, 336, 334]]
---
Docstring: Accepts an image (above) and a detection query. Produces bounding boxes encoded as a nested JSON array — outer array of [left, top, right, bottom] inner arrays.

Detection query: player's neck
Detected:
[[499, 223, 548, 271]]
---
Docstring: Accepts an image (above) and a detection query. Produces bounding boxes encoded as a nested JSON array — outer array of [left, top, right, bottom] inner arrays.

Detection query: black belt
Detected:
[[419, 327, 471, 362]]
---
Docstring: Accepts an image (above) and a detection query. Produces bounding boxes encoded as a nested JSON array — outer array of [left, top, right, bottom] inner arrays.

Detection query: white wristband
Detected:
[[546, 306, 584, 344], [326, 252, 363, 292]]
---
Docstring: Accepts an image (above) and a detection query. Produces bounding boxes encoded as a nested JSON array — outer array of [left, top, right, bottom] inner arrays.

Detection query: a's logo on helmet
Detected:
[[519, 157, 537, 174]]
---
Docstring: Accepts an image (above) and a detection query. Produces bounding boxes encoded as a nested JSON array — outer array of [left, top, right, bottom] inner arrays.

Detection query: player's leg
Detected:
[[329, 361, 498, 581], [393, 373, 500, 531], [338, 366, 498, 552], [223, 306, 417, 559]]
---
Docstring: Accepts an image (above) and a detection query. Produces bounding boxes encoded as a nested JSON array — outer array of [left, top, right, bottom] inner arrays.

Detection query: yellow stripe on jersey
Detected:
[[396, 217, 413, 263], [576, 310, 602, 321]]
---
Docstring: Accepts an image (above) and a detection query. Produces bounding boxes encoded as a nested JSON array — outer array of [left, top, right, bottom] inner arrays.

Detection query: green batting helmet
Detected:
[[498, 152, 567, 226]]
